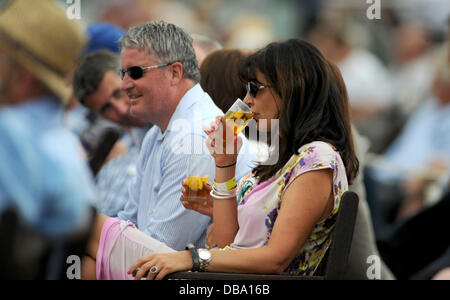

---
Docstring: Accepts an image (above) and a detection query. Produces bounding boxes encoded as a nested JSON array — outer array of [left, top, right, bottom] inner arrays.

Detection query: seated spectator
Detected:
[[0, 0, 94, 278], [79, 21, 256, 279], [65, 23, 128, 156], [199, 48, 394, 279], [73, 50, 151, 217], [81, 38, 360, 280], [366, 52, 450, 235]]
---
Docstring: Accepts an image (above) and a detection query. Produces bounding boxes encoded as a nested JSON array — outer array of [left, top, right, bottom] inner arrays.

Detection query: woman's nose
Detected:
[[243, 93, 253, 108]]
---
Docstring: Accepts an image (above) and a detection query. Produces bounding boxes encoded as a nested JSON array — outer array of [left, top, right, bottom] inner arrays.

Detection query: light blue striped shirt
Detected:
[[118, 84, 256, 250]]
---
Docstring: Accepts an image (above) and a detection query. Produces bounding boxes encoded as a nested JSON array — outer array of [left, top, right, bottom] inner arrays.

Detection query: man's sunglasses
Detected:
[[119, 62, 173, 80], [247, 81, 270, 98]]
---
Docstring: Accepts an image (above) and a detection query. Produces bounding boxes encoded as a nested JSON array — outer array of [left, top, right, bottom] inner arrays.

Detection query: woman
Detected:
[[83, 39, 358, 280]]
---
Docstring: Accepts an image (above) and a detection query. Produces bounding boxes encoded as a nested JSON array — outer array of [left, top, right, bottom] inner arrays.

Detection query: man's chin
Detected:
[[126, 111, 147, 127]]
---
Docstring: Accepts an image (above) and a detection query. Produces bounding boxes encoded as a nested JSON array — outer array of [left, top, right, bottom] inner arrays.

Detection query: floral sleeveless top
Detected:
[[223, 141, 348, 276]]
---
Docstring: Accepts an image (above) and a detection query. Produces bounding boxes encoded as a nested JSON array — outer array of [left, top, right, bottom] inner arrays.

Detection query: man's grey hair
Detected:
[[120, 21, 201, 83], [73, 50, 120, 104]]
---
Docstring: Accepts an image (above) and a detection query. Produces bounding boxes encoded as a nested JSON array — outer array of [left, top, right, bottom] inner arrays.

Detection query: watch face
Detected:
[[199, 249, 211, 260]]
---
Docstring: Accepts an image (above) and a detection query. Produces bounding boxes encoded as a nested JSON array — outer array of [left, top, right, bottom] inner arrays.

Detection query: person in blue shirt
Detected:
[[0, 2, 95, 280], [81, 21, 256, 279], [365, 56, 450, 235], [0, 0, 94, 238]]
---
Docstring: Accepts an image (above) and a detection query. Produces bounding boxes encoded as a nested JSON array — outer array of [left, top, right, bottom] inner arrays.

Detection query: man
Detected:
[[116, 21, 255, 250], [74, 51, 148, 129], [66, 22, 128, 137], [73, 50, 151, 217], [0, 0, 95, 278]]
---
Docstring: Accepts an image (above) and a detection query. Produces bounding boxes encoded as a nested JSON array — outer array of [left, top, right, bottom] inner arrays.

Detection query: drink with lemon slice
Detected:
[[185, 176, 209, 202], [223, 99, 254, 140], [224, 110, 255, 136]]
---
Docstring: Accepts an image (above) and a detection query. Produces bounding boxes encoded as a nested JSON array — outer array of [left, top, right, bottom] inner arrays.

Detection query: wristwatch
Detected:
[[197, 248, 212, 272]]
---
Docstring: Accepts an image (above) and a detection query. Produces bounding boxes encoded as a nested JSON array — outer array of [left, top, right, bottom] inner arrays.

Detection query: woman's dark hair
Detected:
[[239, 39, 359, 184], [200, 49, 250, 112]]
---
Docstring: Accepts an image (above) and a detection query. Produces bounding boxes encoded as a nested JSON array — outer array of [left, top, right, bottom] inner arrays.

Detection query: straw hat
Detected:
[[0, 0, 86, 104]]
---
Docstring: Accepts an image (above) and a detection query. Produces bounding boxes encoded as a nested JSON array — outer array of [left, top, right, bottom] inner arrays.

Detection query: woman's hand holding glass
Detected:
[[204, 116, 243, 167]]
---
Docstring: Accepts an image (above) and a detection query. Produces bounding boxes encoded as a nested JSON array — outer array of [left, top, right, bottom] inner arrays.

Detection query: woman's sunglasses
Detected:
[[119, 62, 173, 80], [247, 81, 270, 98]]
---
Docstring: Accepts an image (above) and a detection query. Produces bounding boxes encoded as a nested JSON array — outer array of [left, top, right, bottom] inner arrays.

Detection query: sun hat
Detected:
[[0, 0, 86, 104]]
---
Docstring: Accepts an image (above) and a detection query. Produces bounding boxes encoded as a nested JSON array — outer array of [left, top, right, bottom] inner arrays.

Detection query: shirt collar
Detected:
[[157, 84, 203, 142]]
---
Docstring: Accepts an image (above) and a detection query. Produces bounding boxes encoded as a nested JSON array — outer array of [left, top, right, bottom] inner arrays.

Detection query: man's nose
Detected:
[[113, 97, 130, 116], [121, 75, 134, 91]]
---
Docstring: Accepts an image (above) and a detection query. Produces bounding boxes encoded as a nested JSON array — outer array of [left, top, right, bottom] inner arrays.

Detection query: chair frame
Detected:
[[164, 191, 359, 280]]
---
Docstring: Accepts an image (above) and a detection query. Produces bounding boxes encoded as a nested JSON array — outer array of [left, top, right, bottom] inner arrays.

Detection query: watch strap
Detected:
[[186, 243, 200, 272]]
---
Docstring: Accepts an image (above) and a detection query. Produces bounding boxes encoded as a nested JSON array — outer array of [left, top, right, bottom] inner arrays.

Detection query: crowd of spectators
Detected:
[[1, 0, 449, 280]]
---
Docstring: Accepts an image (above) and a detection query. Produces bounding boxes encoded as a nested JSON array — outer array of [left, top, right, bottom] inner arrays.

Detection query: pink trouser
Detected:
[[96, 218, 175, 280]]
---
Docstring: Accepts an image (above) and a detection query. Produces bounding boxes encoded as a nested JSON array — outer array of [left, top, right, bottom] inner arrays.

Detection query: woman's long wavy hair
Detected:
[[239, 39, 359, 185]]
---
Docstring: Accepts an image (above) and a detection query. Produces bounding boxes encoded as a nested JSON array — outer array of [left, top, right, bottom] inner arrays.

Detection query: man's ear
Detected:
[[168, 62, 184, 85]]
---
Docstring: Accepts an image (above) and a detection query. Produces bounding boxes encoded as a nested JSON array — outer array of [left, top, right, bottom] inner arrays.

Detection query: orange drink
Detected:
[[185, 176, 209, 202], [224, 110, 255, 135]]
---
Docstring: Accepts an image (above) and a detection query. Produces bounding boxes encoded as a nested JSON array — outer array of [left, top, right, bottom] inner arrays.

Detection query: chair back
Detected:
[[323, 191, 359, 280]]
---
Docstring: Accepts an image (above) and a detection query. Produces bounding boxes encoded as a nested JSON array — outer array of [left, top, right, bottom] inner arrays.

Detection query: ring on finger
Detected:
[[150, 266, 159, 274]]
